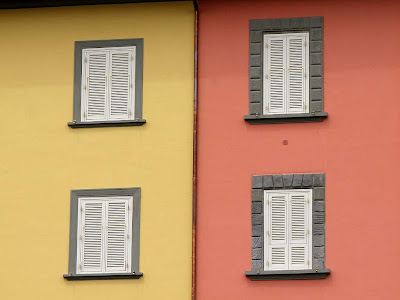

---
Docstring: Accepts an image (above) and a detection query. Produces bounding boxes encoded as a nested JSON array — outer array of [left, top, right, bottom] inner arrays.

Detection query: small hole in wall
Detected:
[[283, 140, 288, 145]]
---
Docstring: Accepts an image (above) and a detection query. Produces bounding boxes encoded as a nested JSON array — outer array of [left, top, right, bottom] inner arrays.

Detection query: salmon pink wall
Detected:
[[197, 0, 400, 299]]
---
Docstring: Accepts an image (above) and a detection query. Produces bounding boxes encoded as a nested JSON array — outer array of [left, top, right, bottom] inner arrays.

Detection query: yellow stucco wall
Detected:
[[0, 2, 194, 299]]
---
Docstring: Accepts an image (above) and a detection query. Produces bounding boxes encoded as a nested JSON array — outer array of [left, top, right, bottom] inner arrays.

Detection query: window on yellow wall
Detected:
[[82, 47, 136, 122], [64, 188, 142, 280], [68, 39, 146, 128]]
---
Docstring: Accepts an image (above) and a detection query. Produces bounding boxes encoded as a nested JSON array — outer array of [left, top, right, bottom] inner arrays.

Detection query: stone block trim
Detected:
[[248, 17, 324, 116], [251, 173, 326, 271]]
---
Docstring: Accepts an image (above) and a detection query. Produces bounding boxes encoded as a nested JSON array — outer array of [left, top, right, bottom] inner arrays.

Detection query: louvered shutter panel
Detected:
[[267, 193, 288, 270], [289, 192, 310, 270], [80, 200, 104, 273], [265, 36, 286, 114], [105, 198, 130, 272], [83, 50, 108, 121], [109, 49, 134, 120], [287, 35, 308, 113]]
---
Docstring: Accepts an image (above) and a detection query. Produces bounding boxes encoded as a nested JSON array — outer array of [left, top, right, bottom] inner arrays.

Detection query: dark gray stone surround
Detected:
[[245, 17, 327, 124], [64, 187, 141, 281], [68, 38, 145, 128], [250, 173, 326, 273]]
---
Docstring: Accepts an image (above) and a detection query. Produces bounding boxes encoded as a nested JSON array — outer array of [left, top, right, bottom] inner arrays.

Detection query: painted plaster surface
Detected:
[[0, 2, 193, 299], [197, 0, 400, 299]]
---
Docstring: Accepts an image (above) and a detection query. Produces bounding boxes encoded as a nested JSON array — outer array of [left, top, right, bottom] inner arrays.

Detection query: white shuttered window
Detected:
[[264, 189, 312, 271], [82, 47, 135, 122], [263, 33, 309, 115], [77, 196, 133, 274]]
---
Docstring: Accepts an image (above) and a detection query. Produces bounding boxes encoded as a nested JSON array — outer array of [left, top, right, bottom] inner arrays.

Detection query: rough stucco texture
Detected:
[[197, 0, 400, 299], [0, 2, 193, 299]]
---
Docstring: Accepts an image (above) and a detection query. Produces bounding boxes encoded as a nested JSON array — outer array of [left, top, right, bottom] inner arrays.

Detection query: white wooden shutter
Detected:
[[289, 192, 310, 270], [264, 33, 309, 115], [267, 193, 288, 270], [264, 36, 286, 114], [109, 48, 135, 120], [83, 50, 109, 121], [79, 200, 104, 273], [77, 196, 133, 274], [287, 34, 308, 113], [265, 189, 312, 271], [105, 198, 130, 272], [81, 46, 136, 122]]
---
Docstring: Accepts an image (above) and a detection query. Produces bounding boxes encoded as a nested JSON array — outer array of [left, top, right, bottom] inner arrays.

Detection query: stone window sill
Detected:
[[244, 112, 327, 124], [68, 119, 146, 128], [63, 272, 143, 281], [245, 269, 330, 281]]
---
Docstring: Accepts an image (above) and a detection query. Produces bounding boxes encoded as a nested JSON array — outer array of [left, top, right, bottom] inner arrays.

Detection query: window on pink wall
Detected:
[[245, 17, 327, 124]]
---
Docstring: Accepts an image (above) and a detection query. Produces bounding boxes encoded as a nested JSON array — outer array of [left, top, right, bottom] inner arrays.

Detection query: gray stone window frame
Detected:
[[244, 17, 328, 124], [68, 38, 146, 128], [64, 187, 142, 281], [245, 173, 330, 280]]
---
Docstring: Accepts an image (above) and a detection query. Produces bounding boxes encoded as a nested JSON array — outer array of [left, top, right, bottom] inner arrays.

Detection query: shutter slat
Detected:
[[271, 247, 286, 265], [109, 51, 132, 120], [287, 36, 307, 113], [266, 37, 286, 114], [289, 192, 310, 270], [105, 200, 129, 272], [290, 195, 306, 242], [81, 201, 104, 273], [268, 193, 288, 270], [270, 194, 287, 244], [85, 51, 108, 120]]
